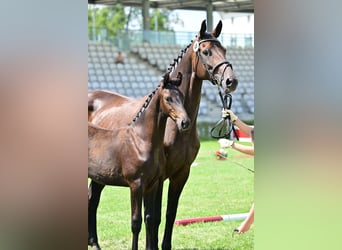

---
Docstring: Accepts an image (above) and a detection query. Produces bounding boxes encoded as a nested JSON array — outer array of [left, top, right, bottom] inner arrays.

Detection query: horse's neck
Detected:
[[133, 91, 166, 143]]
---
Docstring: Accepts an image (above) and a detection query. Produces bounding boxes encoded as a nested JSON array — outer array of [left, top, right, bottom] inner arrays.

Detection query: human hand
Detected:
[[218, 138, 234, 148], [221, 109, 238, 122]]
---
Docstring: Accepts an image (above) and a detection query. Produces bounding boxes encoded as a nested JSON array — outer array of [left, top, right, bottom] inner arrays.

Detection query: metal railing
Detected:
[[88, 28, 254, 50]]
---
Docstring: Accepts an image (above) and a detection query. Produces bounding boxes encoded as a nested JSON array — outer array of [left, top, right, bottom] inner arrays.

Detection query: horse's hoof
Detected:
[[88, 242, 101, 250], [92, 245, 101, 250]]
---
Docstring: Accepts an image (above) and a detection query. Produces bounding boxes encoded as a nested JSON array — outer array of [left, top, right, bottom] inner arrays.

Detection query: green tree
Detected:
[[150, 9, 169, 31], [121, 7, 172, 31], [125, 6, 141, 31], [88, 4, 126, 40], [88, 5, 183, 40], [88, 7, 96, 39]]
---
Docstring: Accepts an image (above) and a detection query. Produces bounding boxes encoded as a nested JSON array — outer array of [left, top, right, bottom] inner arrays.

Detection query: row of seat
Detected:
[[90, 40, 254, 57], [130, 42, 255, 84], [88, 41, 254, 117]]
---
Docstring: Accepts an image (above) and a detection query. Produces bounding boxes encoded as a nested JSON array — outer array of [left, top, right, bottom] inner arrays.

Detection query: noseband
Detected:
[[193, 38, 233, 86]]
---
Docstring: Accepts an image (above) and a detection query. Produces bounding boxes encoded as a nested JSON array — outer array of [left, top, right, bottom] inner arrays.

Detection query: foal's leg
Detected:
[[130, 179, 143, 250], [153, 179, 164, 248], [162, 171, 190, 250], [88, 180, 105, 250], [143, 179, 164, 250]]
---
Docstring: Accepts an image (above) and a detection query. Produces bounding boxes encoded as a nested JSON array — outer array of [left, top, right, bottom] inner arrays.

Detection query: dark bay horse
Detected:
[[88, 72, 189, 250], [88, 20, 238, 250]]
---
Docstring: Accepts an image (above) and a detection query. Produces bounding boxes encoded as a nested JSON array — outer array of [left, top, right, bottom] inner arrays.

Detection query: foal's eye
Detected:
[[203, 49, 210, 56], [166, 97, 172, 102]]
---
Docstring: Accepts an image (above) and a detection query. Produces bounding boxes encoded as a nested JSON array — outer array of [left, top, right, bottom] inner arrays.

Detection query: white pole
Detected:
[[221, 213, 248, 221]]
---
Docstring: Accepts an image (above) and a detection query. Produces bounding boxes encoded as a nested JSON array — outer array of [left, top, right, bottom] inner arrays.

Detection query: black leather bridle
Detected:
[[193, 38, 239, 140], [194, 38, 233, 87]]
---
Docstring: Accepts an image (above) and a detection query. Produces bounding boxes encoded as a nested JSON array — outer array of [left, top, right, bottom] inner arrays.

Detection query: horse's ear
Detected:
[[212, 20, 222, 38], [199, 20, 207, 38]]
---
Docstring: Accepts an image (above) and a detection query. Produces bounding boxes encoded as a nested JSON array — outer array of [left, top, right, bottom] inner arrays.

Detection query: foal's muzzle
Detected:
[[181, 118, 191, 131]]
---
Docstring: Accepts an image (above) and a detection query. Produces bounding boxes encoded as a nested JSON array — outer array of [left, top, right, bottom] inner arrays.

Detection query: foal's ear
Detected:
[[161, 72, 170, 88], [168, 72, 182, 87], [165, 72, 183, 87], [174, 72, 183, 87], [163, 72, 170, 82], [212, 20, 222, 38], [199, 20, 207, 39]]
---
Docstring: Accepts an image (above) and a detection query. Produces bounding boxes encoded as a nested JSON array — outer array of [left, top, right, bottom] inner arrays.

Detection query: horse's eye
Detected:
[[203, 49, 210, 56], [166, 97, 172, 102]]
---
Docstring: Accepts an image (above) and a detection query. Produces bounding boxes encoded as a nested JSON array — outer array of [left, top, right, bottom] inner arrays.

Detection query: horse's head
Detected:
[[192, 20, 238, 93], [160, 72, 191, 132]]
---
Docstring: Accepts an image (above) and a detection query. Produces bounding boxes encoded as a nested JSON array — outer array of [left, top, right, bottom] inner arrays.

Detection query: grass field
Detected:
[[88, 140, 254, 250]]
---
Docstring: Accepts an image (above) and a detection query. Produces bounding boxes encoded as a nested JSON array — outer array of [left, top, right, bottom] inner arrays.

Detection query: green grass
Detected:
[[89, 140, 254, 250]]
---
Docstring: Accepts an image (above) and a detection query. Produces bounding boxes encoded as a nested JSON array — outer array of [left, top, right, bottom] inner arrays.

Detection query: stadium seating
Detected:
[[88, 41, 254, 121]]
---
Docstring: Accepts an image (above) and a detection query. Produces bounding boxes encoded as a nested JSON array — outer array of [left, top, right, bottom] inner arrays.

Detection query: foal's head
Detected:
[[160, 72, 190, 132]]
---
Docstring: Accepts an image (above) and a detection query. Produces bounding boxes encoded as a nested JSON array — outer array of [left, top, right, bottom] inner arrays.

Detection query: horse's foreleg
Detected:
[[88, 180, 105, 250], [162, 172, 190, 250], [130, 179, 143, 250], [143, 178, 164, 250]]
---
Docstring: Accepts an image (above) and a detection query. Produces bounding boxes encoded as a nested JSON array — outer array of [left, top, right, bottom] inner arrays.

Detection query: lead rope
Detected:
[[210, 90, 239, 140]]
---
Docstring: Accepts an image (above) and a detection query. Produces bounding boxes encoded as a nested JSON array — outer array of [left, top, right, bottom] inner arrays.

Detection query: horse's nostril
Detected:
[[225, 78, 238, 93], [226, 78, 232, 87]]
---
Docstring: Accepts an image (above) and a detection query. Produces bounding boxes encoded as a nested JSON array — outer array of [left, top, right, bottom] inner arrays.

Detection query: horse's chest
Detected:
[[169, 135, 199, 157], [141, 148, 165, 170], [165, 136, 200, 174], [120, 138, 162, 166]]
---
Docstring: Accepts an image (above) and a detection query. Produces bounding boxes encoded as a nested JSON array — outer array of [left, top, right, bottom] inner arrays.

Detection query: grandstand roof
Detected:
[[88, 0, 254, 13]]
